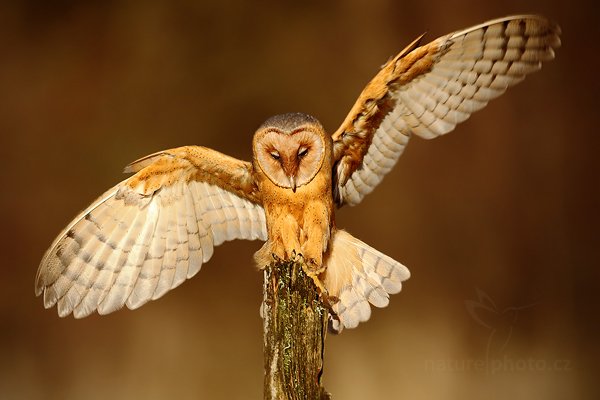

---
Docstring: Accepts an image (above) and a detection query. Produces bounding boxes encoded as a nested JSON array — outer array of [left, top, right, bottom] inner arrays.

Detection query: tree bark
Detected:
[[262, 258, 331, 400]]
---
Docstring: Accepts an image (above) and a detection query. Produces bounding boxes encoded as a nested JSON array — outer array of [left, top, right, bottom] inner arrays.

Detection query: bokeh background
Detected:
[[1, 0, 598, 399]]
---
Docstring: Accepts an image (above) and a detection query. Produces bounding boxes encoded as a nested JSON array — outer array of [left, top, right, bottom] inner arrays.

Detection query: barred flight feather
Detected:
[[323, 230, 410, 332], [333, 15, 560, 206]]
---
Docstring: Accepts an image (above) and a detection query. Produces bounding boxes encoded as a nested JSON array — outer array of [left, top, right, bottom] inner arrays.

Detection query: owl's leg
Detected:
[[300, 201, 330, 272], [299, 202, 331, 295], [254, 213, 302, 268], [279, 213, 302, 260]]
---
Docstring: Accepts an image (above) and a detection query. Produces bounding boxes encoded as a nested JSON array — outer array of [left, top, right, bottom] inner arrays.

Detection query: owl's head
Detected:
[[253, 113, 326, 192]]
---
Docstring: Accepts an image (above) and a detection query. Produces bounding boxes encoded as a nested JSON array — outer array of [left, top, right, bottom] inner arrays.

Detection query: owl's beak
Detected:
[[288, 175, 297, 192]]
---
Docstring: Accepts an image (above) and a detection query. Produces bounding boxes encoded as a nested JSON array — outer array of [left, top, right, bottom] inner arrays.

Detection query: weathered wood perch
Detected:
[[262, 258, 331, 400]]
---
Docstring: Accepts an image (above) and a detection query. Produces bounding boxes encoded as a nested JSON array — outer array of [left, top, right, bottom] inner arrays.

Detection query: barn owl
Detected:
[[36, 15, 560, 332]]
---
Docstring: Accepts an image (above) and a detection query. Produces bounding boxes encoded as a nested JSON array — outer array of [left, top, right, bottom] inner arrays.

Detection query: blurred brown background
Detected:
[[1, 0, 598, 399]]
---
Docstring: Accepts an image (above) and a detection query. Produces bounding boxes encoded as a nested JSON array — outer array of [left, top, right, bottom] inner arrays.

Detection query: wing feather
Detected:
[[172, 186, 192, 288], [332, 15, 560, 206], [98, 221, 146, 311], [151, 198, 177, 301], [36, 146, 267, 318], [323, 230, 409, 332]]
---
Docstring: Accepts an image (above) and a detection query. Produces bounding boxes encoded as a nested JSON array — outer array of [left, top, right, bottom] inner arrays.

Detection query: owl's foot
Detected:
[[271, 252, 282, 263], [300, 230, 330, 272], [300, 250, 325, 273]]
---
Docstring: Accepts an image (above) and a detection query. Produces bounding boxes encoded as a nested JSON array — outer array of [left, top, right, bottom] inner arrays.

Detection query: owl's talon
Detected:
[[303, 257, 326, 275], [290, 249, 302, 262], [295, 252, 305, 264], [319, 292, 339, 312]]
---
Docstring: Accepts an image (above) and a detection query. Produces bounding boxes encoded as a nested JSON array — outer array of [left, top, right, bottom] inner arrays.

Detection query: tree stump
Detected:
[[262, 258, 331, 400]]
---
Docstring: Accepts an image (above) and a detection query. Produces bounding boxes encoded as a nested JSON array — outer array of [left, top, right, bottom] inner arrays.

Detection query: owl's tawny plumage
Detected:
[[36, 15, 560, 331]]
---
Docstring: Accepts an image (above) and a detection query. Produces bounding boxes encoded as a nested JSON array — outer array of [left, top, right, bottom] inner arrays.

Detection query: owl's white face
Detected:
[[254, 123, 325, 192]]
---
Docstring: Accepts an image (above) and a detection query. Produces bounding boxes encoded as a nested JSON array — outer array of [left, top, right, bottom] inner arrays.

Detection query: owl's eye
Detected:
[[298, 147, 309, 158], [270, 151, 280, 160]]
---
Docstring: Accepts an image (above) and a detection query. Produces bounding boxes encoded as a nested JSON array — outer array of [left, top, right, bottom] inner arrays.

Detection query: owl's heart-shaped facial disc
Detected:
[[253, 114, 326, 191]]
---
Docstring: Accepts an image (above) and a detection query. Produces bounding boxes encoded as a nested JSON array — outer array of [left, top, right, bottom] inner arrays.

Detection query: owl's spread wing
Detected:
[[36, 146, 267, 318], [323, 230, 410, 332], [332, 15, 561, 206]]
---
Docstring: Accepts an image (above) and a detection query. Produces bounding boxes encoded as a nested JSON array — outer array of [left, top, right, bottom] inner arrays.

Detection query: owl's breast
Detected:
[[256, 166, 331, 229]]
